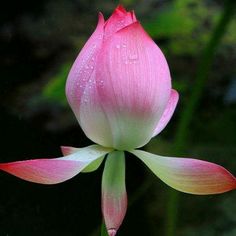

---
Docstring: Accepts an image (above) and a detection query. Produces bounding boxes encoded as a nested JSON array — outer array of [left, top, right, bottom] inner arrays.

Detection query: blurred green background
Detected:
[[0, 0, 236, 235]]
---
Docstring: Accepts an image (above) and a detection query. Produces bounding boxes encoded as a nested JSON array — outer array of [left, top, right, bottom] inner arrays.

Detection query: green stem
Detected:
[[165, 1, 236, 236]]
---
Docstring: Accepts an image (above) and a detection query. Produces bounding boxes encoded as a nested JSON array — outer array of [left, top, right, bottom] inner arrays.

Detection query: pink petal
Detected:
[[65, 13, 114, 147], [102, 151, 127, 235], [131, 150, 236, 194], [0, 145, 112, 184], [61, 146, 105, 173], [66, 12, 104, 117], [78, 75, 115, 147], [95, 22, 171, 149], [104, 5, 137, 39], [152, 89, 179, 137]]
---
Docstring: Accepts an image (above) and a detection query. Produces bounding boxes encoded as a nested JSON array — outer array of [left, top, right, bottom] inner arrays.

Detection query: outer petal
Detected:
[[131, 150, 236, 194], [96, 22, 171, 149], [102, 151, 127, 236], [66, 13, 104, 116], [60, 146, 104, 173], [152, 89, 179, 137], [104, 5, 137, 39], [65, 13, 114, 147], [0, 145, 112, 184]]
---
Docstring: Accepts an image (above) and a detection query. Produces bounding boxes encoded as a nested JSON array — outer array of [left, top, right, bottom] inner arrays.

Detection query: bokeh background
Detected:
[[0, 0, 236, 235]]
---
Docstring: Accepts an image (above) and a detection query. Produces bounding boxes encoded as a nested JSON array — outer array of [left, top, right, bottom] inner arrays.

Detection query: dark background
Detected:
[[0, 0, 236, 235]]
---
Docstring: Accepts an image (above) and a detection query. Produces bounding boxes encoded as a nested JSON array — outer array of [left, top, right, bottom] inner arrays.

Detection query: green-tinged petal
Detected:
[[60, 146, 105, 173], [130, 150, 236, 195], [102, 151, 127, 236]]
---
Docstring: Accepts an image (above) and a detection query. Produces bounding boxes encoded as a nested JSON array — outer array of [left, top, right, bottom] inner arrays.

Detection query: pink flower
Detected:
[[0, 6, 236, 236], [66, 5, 175, 150]]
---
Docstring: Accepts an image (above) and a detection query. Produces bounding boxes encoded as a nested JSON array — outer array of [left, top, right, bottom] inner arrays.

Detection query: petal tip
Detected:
[[131, 10, 137, 22], [60, 146, 69, 156], [108, 229, 117, 236], [60, 146, 79, 156], [172, 89, 179, 101], [115, 5, 127, 13], [98, 12, 105, 25]]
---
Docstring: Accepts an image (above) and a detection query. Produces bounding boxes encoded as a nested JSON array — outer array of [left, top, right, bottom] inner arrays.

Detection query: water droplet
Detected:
[[129, 54, 138, 60], [122, 44, 126, 48], [98, 80, 104, 88], [116, 44, 120, 49], [90, 66, 94, 69]]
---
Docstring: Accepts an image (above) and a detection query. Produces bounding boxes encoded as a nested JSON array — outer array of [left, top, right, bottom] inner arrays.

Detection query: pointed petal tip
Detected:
[[98, 12, 105, 22], [131, 10, 137, 22], [108, 229, 117, 236], [115, 5, 126, 13]]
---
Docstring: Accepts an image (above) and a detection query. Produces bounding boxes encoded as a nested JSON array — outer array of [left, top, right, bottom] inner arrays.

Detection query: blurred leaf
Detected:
[[222, 18, 236, 44], [43, 62, 71, 105], [120, 0, 135, 6], [144, 0, 221, 55], [172, 79, 189, 93], [208, 108, 236, 144], [144, 6, 192, 38]]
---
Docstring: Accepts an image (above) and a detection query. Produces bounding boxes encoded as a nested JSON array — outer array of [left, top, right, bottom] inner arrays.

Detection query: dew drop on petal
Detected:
[[129, 54, 138, 60]]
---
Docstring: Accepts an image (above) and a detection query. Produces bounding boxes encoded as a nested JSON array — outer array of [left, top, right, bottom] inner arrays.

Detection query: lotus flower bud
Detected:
[[66, 6, 177, 150]]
